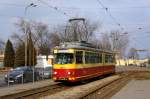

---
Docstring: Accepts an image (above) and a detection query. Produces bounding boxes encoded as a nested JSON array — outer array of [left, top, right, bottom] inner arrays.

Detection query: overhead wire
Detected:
[[96, 0, 124, 31], [0, 1, 150, 34], [0, 1, 149, 52], [37, 0, 71, 18], [96, 0, 150, 50], [96, 0, 150, 38]]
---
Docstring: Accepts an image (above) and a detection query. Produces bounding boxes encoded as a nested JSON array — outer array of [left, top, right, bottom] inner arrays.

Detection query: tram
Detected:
[[52, 41, 116, 82]]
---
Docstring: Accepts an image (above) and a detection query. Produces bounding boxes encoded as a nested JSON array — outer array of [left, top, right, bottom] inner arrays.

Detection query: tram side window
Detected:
[[105, 54, 114, 63], [85, 52, 102, 64], [105, 55, 108, 63], [85, 52, 94, 63], [91, 53, 95, 63], [109, 55, 113, 63], [76, 51, 83, 64]]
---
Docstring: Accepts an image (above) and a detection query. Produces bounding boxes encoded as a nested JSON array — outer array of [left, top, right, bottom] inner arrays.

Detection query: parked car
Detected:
[[43, 66, 52, 79], [36, 66, 52, 79], [4, 66, 40, 83]]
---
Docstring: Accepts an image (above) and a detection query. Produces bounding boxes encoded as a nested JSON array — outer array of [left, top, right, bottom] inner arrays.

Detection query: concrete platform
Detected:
[[111, 80, 150, 99]]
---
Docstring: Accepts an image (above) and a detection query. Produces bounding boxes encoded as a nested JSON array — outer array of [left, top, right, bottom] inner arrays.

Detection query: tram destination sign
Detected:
[[58, 50, 69, 53], [54, 49, 74, 53]]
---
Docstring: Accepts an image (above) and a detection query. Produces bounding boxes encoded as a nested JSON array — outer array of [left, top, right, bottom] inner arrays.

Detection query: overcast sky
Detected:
[[0, 0, 150, 57]]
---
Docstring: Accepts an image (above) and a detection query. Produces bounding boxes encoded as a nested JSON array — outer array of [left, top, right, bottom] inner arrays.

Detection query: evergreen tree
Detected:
[[27, 32, 37, 66], [15, 33, 36, 67], [14, 32, 37, 67], [4, 40, 15, 67], [14, 43, 25, 67]]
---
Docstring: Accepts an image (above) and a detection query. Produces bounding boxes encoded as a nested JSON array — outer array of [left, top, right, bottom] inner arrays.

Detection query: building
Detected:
[[116, 58, 149, 66], [35, 55, 54, 68]]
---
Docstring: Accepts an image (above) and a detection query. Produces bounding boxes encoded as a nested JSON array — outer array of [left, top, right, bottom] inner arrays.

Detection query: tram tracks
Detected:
[[19, 74, 126, 99], [0, 82, 71, 99], [20, 83, 71, 99], [81, 72, 142, 99], [2, 72, 140, 99]]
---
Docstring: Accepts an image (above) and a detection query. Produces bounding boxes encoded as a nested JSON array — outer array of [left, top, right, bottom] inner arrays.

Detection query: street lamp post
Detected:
[[24, 3, 37, 83], [24, 3, 37, 66]]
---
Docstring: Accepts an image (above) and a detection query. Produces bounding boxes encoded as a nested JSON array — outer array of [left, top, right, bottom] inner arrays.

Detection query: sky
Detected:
[[0, 0, 150, 58]]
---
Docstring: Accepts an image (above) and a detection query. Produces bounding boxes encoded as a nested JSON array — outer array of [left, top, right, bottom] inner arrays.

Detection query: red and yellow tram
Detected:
[[52, 42, 115, 82]]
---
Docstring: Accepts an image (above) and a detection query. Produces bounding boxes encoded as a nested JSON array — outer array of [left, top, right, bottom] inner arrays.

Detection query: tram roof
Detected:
[[54, 42, 115, 54]]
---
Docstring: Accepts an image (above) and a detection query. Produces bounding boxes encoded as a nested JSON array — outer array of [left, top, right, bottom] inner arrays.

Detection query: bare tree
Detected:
[[98, 33, 112, 50], [11, 18, 52, 56], [110, 30, 129, 59], [31, 21, 51, 56], [11, 18, 33, 49], [49, 32, 60, 48], [12, 18, 100, 58], [32, 22, 48, 44]]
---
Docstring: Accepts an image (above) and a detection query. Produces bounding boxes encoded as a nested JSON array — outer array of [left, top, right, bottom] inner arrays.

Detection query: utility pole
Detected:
[[110, 32, 128, 66]]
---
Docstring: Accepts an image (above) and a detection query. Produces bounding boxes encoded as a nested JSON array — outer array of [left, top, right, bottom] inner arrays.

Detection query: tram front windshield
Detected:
[[55, 53, 74, 64]]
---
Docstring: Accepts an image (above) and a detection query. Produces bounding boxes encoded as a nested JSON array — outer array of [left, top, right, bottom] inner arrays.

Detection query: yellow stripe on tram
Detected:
[[53, 63, 109, 69]]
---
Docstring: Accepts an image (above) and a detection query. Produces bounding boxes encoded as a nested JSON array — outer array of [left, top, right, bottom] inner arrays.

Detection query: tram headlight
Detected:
[[67, 71, 75, 75], [68, 72, 71, 75], [54, 71, 57, 75]]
